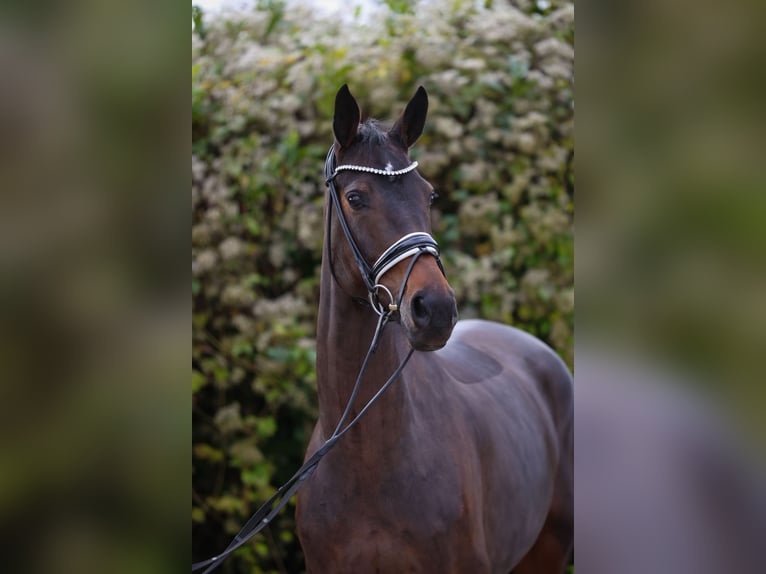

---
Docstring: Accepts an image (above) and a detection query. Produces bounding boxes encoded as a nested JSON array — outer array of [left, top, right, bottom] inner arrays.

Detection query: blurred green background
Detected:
[[191, 0, 574, 571]]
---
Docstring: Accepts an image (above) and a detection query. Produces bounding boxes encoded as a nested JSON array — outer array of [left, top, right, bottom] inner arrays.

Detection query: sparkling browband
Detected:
[[330, 161, 419, 180]]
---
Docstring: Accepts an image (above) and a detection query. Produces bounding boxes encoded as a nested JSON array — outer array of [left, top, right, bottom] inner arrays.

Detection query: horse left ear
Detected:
[[334, 84, 361, 150], [390, 86, 428, 150]]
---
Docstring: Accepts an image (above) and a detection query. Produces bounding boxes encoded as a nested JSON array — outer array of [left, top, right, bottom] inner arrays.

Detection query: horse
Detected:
[[295, 84, 573, 573]]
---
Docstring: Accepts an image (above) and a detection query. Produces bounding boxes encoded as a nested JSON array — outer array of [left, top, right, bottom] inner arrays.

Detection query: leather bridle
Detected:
[[192, 145, 444, 574], [323, 144, 445, 315]]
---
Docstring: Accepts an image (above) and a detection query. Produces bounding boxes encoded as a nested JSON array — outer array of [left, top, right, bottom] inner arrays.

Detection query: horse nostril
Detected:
[[412, 293, 431, 327]]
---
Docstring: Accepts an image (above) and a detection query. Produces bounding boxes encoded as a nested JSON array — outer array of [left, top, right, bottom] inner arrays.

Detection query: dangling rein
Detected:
[[192, 310, 411, 573]]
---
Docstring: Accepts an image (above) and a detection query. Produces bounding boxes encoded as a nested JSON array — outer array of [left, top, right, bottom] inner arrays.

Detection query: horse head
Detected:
[[326, 84, 457, 351]]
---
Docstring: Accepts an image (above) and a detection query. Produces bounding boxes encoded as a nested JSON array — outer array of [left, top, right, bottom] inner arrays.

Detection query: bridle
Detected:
[[192, 145, 445, 573], [323, 144, 445, 315]]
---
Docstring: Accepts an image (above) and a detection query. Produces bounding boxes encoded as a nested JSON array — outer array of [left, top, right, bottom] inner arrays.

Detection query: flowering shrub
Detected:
[[192, 1, 573, 571]]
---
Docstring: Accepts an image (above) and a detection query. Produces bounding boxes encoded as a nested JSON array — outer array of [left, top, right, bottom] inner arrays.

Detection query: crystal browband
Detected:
[[327, 161, 419, 181]]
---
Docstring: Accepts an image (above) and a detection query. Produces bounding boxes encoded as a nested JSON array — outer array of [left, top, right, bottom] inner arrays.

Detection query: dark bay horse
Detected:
[[296, 85, 573, 573]]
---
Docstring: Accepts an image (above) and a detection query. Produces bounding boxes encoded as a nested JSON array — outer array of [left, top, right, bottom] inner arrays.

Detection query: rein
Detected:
[[192, 145, 443, 573], [192, 312, 412, 574]]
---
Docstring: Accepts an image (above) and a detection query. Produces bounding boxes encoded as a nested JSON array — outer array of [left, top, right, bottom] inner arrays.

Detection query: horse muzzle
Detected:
[[400, 284, 458, 351]]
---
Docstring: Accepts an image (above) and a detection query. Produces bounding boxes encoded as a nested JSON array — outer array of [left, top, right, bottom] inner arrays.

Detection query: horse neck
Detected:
[[315, 264, 413, 456]]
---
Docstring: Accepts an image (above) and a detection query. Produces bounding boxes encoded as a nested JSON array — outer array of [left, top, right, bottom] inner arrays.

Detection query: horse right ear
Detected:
[[333, 84, 361, 150], [390, 85, 428, 150]]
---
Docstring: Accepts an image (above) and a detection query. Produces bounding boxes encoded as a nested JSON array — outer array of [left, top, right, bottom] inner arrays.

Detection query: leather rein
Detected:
[[192, 145, 444, 573]]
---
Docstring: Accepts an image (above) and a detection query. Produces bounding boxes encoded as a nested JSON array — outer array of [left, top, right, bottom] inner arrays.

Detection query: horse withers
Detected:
[[296, 84, 573, 573]]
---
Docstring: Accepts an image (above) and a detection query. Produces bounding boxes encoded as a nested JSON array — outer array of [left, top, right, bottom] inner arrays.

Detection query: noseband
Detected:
[[323, 145, 445, 315]]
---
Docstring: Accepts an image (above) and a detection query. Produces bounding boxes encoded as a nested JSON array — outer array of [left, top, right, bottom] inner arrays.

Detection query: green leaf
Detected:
[[193, 443, 224, 462], [231, 341, 253, 357], [192, 507, 206, 523], [209, 495, 244, 514], [265, 347, 291, 362], [241, 461, 272, 486], [256, 416, 277, 439], [192, 370, 207, 393]]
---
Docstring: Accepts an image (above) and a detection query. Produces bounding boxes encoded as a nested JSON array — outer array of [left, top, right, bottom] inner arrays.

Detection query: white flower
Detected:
[[219, 236, 245, 260], [221, 284, 254, 307], [534, 38, 574, 61], [456, 58, 486, 71], [541, 61, 572, 81], [193, 249, 218, 276], [433, 116, 464, 139]]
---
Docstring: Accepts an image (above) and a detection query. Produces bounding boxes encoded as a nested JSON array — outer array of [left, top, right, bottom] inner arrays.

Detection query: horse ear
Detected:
[[333, 84, 361, 150], [390, 85, 428, 149]]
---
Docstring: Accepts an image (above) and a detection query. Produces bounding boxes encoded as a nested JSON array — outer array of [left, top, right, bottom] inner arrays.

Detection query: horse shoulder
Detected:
[[423, 319, 573, 569], [440, 319, 572, 425]]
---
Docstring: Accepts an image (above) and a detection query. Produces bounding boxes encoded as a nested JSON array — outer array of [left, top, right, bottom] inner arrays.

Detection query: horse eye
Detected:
[[429, 191, 439, 206], [345, 191, 365, 210]]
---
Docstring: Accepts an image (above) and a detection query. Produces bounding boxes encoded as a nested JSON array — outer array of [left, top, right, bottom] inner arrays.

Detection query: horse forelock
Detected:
[[342, 119, 412, 171], [358, 119, 389, 145]]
